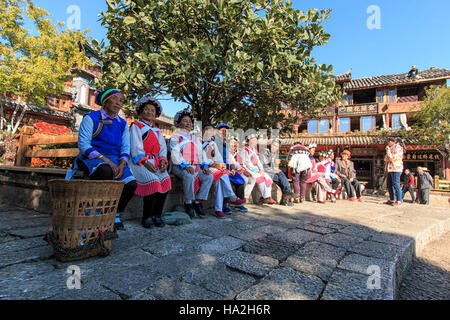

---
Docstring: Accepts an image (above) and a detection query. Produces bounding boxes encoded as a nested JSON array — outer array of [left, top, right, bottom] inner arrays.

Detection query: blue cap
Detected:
[[217, 123, 230, 130]]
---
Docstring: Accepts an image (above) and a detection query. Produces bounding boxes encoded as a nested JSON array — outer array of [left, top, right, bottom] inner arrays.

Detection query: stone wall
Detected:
[[0, 166, 282, 220]]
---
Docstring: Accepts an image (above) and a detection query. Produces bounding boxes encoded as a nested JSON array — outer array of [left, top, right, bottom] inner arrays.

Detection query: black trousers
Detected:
[[143, 192, 168, 218], [76, 159, 137, 213], [231, 181, 245, 200]]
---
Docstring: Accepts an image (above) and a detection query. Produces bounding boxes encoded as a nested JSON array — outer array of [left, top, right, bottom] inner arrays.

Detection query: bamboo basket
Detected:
[[45, 179, 124, 262]]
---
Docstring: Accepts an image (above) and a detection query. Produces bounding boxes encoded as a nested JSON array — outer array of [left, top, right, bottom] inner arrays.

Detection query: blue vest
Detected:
[[87, 111, 127, 158]]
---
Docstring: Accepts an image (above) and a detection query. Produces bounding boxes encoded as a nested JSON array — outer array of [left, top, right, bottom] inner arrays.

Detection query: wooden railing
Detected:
[[15, 126, 78, 167], [434, 176, 450, 190]]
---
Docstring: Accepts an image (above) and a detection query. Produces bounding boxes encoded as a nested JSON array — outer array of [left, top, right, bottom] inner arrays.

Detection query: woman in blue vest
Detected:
[[66, 89, 137, 231]]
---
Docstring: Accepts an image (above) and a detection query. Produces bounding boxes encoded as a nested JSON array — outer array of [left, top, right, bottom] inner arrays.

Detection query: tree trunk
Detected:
[[11, 104, 28, 135], [10, 103, 20, 131], [0, 100, 6, 131]]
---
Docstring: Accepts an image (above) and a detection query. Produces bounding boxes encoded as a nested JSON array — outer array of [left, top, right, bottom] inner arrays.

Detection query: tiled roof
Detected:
[[343, 68, 450, 91], [333, 71, 352, 82], [1, 98, 73, 120], [280, 134, 419, 146]]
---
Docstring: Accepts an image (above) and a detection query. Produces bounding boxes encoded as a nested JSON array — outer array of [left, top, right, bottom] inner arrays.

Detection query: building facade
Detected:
[[280, 67, 450, 188]]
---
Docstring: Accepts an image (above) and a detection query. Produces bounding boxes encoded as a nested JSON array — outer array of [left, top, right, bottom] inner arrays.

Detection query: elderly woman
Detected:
[[228, 136, 250, 213], [129, 96, 172, 228], [335, 149, 362, 202], [306, 150, 334, 204], [202, 124, 246, 218], [66, 89, 137, 231], [168, 109, 213, 218], [239, 134, 276, 204]]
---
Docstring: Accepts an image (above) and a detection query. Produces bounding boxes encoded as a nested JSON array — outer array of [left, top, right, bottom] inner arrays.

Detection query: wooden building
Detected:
[[281, 67, 450, 188]]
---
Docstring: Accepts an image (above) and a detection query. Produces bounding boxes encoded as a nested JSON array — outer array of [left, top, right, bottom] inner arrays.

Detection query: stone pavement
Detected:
[[0, 197, 449, 300], [398, 231, 450, 300]]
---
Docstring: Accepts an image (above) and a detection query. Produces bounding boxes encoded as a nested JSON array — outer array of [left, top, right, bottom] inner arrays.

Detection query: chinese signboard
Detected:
[[338, 103, 378, 115], [405, 152, 441, 161], [350, 148, 378, 157]]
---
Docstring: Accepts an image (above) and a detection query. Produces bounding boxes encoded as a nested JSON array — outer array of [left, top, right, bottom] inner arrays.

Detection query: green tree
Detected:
[[410, 85, 450, 159], [98, 0, 339, 131], [0, 0, 90, 134]]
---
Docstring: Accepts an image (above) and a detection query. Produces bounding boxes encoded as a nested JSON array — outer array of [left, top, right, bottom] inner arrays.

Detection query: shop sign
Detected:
[[338, 103, 378, 115], [405, 152, 441, 161], [350, 148, 378, 156]]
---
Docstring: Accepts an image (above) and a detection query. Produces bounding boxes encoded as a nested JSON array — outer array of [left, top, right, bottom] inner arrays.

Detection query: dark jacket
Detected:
[[402, 173, 415, 187], [417, 172, 433, 190], [260, 148, 278, 177], [335, 159, 356, 180]]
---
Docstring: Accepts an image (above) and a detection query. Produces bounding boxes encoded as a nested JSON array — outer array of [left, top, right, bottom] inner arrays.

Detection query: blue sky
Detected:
[[31, 0, 450, 117]]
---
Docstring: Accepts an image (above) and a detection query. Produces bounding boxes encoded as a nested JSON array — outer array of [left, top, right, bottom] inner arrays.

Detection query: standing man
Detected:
[[384, 137, 404, 206], [335, 150, 363, 202], [260, 139, 298, 206], [416, 167, 433, 205], [401, 169, 415, 203]]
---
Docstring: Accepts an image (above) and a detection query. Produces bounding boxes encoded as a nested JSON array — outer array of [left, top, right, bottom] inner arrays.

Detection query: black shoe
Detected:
[[286, 201, 294, 207], [141, 217, 153, 229], [286, 191, 299, 199], [193, 202, 206, 216], [152, 216, 165, 228], [184, 203, 195, 218], [114, 221, 125, 231]]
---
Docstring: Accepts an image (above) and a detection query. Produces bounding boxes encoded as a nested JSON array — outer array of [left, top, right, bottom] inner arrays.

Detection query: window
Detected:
[[308, 119, 330, 134], [346, 94, 352, 105], [376, 90, 384, 103], [339, 118, 350, 133], [318, 119, 329, 133], [360, 116, 375, 132], [353, 89, 376, 104], [392, 114, 402, 130], [389, 89, 396, 103], [308, 120, 318, 134]]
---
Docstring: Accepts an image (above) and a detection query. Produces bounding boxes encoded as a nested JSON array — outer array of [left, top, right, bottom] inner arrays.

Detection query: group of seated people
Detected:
[[66, 89, 363, 231], [288, 143, 363, 204]]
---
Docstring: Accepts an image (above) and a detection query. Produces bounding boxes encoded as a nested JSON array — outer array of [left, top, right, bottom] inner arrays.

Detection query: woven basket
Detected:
[[47, 179, 125, 262]]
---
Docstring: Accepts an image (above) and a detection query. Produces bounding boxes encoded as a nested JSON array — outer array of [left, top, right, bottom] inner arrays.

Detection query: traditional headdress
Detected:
[[174, 108, 194, 127], [135, 95, 162, 117], [245, 133, 259, 143], [95, 89, 121, 106]]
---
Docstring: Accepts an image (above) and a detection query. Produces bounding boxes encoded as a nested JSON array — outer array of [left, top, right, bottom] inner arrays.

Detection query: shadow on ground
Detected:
[[0, 198, 449, 300]]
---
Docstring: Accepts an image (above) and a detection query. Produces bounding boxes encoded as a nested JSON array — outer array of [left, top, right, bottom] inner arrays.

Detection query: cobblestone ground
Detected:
[[0, 197, 449, 300], [398, 231, 450, 300]]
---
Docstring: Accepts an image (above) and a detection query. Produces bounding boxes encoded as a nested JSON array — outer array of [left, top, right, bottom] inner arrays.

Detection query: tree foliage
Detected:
[[411, 85, 450, 159], [0, 0, 91, 134], [98, 0, 339, 131]]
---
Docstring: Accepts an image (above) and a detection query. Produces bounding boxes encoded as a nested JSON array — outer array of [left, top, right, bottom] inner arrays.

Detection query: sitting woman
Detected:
[[239, 134, 276, 204], [168, 109, 213, 218], [202, 125, 246, 218], [306, 151, 333, 204], [129, 95, 172, 228], [66, 89, 137, 231]]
